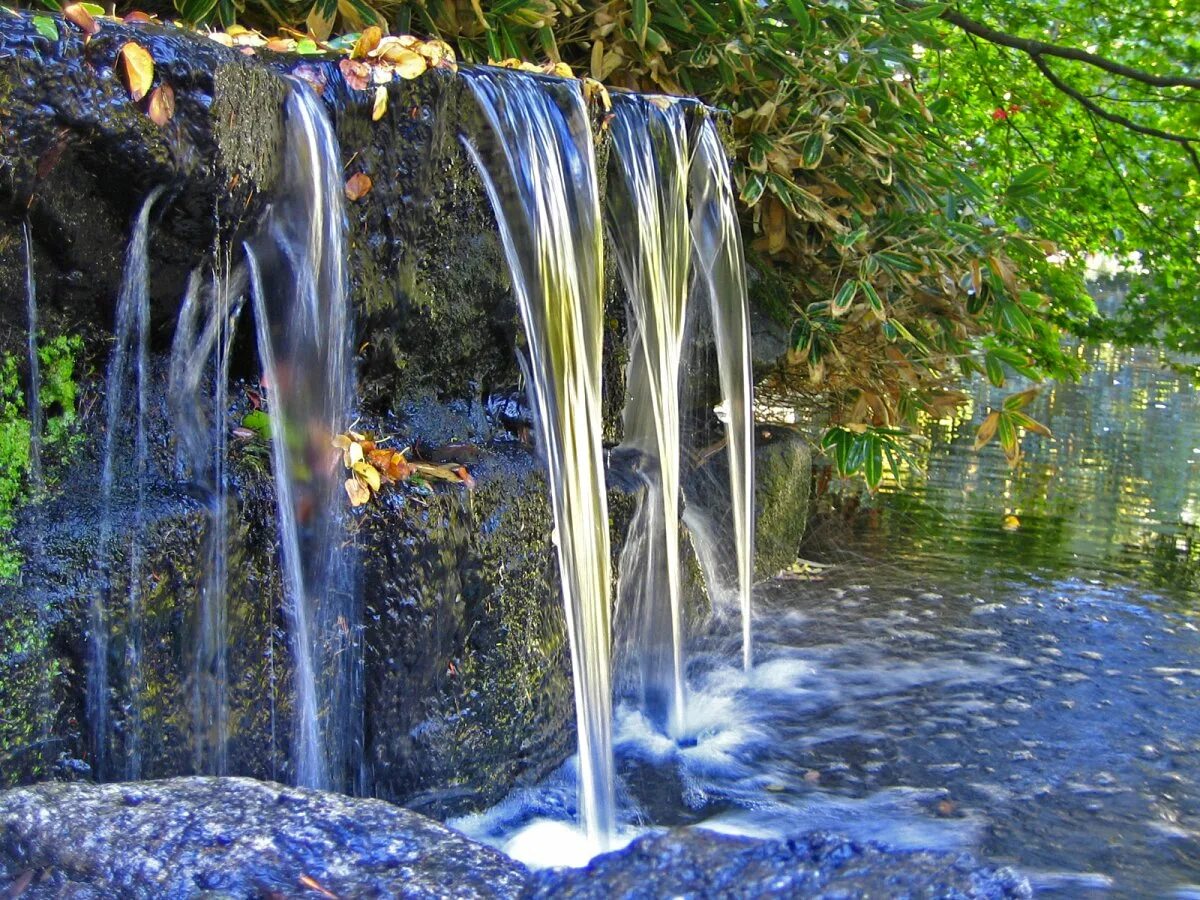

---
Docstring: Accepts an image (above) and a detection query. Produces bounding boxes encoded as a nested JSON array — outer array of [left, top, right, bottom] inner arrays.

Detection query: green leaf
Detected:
[[632, 0, 648, 46], [295, 38, 321, 54], [864, 434, 883, 490], [176, 0, 218, 25], [32, 15, 58, 39], [800, 131, 824, 167], [831, 279, 858, 317], [241, 409, 272, 439]]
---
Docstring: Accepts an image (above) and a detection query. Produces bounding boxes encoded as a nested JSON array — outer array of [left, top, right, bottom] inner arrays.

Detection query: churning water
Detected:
[[458, 327, 1200, 898]]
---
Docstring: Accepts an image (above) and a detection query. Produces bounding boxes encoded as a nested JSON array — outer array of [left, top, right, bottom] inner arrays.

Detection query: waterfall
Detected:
[[244, 79, 358, 792], [689, 118, 756, 670], [607, 94, 692, 737], [23, 224, 43, 494], [461, 67, 616, 849], [168, 261, 245, 776], [91, 185, 164, 781]]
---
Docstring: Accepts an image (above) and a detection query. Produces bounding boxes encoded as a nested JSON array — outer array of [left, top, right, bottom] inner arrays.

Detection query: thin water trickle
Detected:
[[607, 93, 692, 737], [22, 223, 43, 494], [168, 260, 245, 775], [244, 79, 357, 791], [689, 119, 756, 671], [91, 185, 164, 781], [461, 67, 616, 850]]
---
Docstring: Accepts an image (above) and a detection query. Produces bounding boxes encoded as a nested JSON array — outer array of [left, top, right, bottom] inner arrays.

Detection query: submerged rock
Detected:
[[0, 776, 527, 899], [525, 828, 1032, 899]]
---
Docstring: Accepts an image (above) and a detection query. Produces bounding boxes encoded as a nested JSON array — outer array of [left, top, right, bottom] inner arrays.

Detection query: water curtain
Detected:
[[22, 224, 43, 493], [168, 260, 245, 775], [244, 79, 358, 791], [91, 185, 164, 780], [689, 117, 756, 670], [460, 67, 616, 849], [607, 94, 692, 737]]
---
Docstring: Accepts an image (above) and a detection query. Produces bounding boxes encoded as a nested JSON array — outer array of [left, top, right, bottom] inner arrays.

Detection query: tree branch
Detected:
[[908, 2, 1200, 89], [1029, 53, 1200, 175]]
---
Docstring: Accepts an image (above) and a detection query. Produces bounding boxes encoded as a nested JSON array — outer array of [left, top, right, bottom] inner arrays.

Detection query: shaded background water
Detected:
[[460, 283, 1200, 897]]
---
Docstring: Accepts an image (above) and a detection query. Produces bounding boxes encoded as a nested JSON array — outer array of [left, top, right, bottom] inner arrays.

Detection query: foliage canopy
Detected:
[[19, 0, 1200, 487]]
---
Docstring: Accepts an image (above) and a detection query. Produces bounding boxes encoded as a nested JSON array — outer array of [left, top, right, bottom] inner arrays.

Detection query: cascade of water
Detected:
[[91, 186, 164, 781], [607, 94, 692, 737], [244, 79, 357, 791], [168, 261, 245, 775], [461, 67, 615, 849], [689, 118, 756, 670], [23, 223, 43, 493]]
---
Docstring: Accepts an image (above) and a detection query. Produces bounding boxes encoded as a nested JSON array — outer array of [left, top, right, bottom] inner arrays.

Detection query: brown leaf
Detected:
[[122, 10, 158, 23], [974, 410, 1000, 450], [344, 172, 372, 201], [371, 86, 388, 122], [351, 25, 382, 59], [147, 84, 175, 126], [345, 477, 370, 508], [63, 2, 100, 34], [298, 874, 340, 898], [338, 57, 371, 91], [118, 42, 154, 102], [455, 466, 476, 490]]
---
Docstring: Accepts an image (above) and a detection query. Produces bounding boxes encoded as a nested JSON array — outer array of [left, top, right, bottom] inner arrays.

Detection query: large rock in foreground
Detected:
[[0, 777, 527, 899], [528, 829, 1031, 899]]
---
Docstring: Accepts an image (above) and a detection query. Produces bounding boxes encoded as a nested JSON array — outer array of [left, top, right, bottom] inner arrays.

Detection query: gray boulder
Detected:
[[0, 776, 527, 898]]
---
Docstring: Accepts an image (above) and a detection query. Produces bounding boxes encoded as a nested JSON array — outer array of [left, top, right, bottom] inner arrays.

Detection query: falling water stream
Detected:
[[461, 67, 616, 850], [168, 261, 245, 775], [244, 80, 357, 792], [90, 186, 164, 781], [689, 118, 756, 670], [22, 223, 43, 494], [607, 93, 692, 737]]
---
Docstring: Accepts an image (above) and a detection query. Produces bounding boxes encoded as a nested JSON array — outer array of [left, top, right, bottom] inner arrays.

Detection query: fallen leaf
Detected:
[[265, 38, 296, 53], [345, 477, 370, 508], [352, 460, 382, 492], [147, 84, 174, 125], [371, 86, 388, 121], [63, 2, 100, 34], [351, 25, 381, 59], [31, 15, 58, 40], [298, 873, 340, 898], [338, 57, 370, 91], [122, 10, 158, 23], [344, 172, 372, 201], [119, 41, 154, 101], [455, 466, 476, 490], [390, 48, 427, 80]]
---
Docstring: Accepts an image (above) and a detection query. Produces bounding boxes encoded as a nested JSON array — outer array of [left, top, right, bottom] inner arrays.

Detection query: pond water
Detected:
[[457, 318, 1200, 898]]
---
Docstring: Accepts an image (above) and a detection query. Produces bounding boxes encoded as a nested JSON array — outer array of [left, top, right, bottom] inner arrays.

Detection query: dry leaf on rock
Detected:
[[147, 84, 174, 125], [344, 172, 372, 201], [119, 41, 154, 101]]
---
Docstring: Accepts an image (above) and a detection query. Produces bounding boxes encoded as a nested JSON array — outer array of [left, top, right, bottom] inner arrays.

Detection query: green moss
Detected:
[[0, 333, 84, 582]]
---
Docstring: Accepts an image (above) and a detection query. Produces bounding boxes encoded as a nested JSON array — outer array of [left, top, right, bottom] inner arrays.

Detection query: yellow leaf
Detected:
[[353, 460, 382, 492], [306, 5, 335, 41], [974, 410, 1000, 450], [390, 48, 427, 80], [347, 440, 365, 466], [119, 42, 154, 102], [372, 85, 388, 121], [1002, 514, 1020, 531], [147, 84, 174, 126], [352, 25, 382, 59], [345, 477, 370, 507]]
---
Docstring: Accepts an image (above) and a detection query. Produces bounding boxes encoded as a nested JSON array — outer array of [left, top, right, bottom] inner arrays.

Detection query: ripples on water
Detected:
[[457, 324, 1200, 898]]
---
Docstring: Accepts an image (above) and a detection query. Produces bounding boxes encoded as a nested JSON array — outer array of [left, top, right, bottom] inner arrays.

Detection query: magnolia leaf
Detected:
[[119, 42, 155, 102], [147, 84, 175, 126], [345, 477, 370, 507], [63, 3, 100, 34], [344, 172, 372, 201], [371, 85, 388, 121]]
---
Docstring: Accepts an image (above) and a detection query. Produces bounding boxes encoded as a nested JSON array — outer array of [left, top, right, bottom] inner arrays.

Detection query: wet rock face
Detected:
[[526, 829, 1032, 899], [0, 776, 527, 899]]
